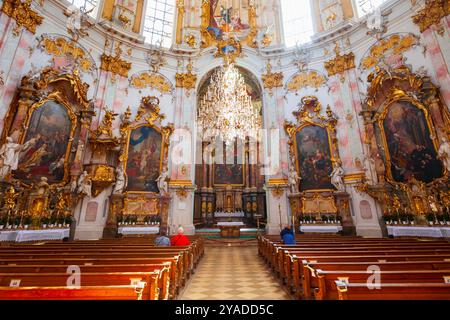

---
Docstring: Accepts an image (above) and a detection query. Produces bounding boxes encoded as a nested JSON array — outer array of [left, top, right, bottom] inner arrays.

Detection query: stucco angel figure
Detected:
[[330, 162, 345, 191], [157, 167, 169, 195], [77, 170, 92, 198], [288, 165, 301, 194], [438, 136, 450, 173], [0, 136, 37, 181], [113, 164, 127, 194], [65, 5, 95, 41]]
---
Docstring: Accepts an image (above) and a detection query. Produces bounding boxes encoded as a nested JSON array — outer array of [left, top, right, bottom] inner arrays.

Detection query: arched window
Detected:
[[143, 0, 176, 48], [67, 0, 98, 18], [355, 0, 389, 17], [280, 0, 314, 47]]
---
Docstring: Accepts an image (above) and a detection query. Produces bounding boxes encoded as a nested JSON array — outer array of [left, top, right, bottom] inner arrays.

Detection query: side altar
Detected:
[[103, 97, 174, 237], [284, 96, 354, 234]]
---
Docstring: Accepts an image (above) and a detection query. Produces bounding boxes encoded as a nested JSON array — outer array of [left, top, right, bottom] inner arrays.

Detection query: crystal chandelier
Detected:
[[198, 63, 262, 145]]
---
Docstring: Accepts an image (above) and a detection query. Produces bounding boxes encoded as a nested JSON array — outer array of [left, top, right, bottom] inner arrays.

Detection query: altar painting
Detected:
[[14, 100, 73, 184], [382, 101, 442, 183], [295, 125, 333, 191], [125, 126, 162, 192], [214, 164, 244, 186]]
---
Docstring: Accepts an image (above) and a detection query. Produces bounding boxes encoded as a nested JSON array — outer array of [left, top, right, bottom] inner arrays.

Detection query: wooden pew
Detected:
[[335, 282, 450, 300], [0, 270, 168, 300], [0, 285, 146, 300], [310, 269, 450, 300], [0, 257, 181, 298]]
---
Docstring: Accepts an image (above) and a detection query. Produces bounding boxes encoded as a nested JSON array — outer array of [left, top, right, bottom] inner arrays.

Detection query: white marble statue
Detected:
[[77, 171, 92, 198], [438, 136, 450, 172], [157, 168, 169, 195], [288, 165, 301, 194], [113, 164, 127, 194], [65, 5, 94, 41], [0, 136, 36, 181], [330, 162, 345, 191]]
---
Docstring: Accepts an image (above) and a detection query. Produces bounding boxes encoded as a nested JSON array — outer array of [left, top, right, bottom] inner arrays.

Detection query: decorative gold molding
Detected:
[[343, 173, 366, 183], [412, 0, 450, 36], [130, 71, 173, 94], [267, 179, 288, 186], [175, 0, 185, 45], [169, 180, 194, 187], [175, 61, 197, 89], [262, 62, 284, 92], [38, 35, 95, 73], [286, 70, 327, 92], [324, 44, 355, 77], [1, 0, 43, 34], [361, 34, 419, 71], [100, 53, 132, 78]]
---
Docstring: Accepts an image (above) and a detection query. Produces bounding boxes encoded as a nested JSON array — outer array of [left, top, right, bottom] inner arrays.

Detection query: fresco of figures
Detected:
[[295, 125, 334, 191], [125, 126, 162, 192], [207, 0, 250, 41], [382, 101, 443, 183], [13, 101, 72, 184]]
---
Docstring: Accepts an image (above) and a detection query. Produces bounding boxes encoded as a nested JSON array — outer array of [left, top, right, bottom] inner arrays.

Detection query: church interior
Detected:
[[0, 0, 449, 301]]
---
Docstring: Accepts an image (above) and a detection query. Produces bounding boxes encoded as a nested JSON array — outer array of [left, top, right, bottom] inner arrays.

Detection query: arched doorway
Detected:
[[193, 65, 266, 228]]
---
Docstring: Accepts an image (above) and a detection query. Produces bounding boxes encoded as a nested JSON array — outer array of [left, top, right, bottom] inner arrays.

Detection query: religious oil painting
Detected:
[[126, 126, 163, 192], [383, 101, 443, 183], [14, 101, 73, 184], [207, 0, 251, 41], [214, 164, 244, 186], [295, 125, 333, 191]]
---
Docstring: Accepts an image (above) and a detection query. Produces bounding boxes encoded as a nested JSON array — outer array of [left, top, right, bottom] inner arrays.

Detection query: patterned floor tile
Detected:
[[178, 246, 292, 300]]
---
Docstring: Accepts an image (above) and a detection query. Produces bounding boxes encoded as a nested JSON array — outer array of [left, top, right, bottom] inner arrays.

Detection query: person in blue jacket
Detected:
[[280, 225, 296, 244]]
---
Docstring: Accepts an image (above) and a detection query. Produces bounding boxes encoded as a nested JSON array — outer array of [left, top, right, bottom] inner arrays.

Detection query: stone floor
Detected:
[[178, 245, 292, 300]]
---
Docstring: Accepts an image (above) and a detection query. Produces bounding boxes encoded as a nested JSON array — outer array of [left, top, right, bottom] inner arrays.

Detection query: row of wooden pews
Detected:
[[258, 234, 450, 300], [0, 236, 204, 300]]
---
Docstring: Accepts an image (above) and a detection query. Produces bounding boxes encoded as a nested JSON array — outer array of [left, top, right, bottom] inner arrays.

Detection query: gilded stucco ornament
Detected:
[[261, 61, 284, 94], [100, 44, 132, 78], [412, 0, 450, 36], [360, 34, 420, 71], [175, 60, 197, 90], [1, 0, 43, 35], [286, 70, 327, 93], [324, 43, 355, 78], [38, 35, 96, 74]]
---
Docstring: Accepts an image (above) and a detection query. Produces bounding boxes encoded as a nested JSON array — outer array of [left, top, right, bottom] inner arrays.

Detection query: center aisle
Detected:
[[178, 245, 291, 300]]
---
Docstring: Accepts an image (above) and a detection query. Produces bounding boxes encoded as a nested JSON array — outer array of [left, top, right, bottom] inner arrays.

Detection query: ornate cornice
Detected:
[[1, 0, 43, 34], [412, 0, 450, 36], [100, 53, 132, 78]]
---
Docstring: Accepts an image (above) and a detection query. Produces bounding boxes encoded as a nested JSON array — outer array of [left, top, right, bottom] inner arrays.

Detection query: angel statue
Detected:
[[77, 171, 92, 198], [113, 164, 127, 194], [438, 136, 450, 173], [157, 167, 169, 195], [0, 136, 37, 181], [65, 5, 95, 42], [288, 165, 301, 194], [330, 162, 345, 192]]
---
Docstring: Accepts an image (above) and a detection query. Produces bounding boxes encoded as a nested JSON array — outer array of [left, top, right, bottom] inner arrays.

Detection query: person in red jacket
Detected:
[[171, 227, 191, 246]]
